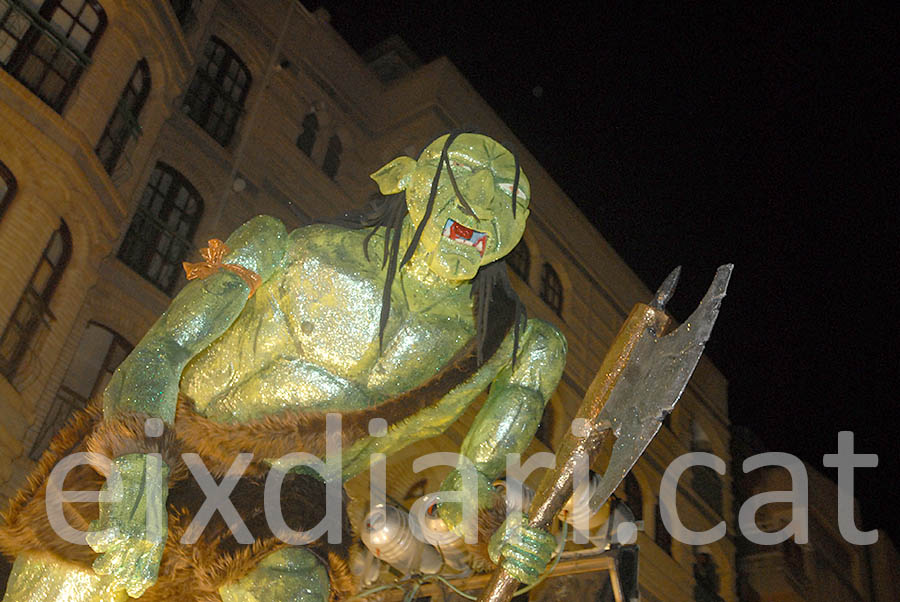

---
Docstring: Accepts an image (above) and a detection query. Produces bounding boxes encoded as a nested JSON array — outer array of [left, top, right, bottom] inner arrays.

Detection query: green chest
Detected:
[[180, 247, 476, 421]]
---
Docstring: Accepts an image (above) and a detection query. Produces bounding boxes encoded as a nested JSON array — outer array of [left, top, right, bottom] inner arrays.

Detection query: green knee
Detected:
[[219, 547, 330, 602], [3, 554, 128, 602]]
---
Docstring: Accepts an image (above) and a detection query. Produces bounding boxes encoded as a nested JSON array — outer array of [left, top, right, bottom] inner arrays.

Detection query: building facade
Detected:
[[732, 427, 897, 602], [0, 1, 736, 600]]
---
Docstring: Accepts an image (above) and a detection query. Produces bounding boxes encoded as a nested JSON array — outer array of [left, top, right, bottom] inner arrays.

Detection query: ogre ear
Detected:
[[370, 156, 416, 194]]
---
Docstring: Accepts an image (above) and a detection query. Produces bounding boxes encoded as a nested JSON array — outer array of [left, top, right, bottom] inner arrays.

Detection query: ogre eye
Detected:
[[498, 182, 527, 200]]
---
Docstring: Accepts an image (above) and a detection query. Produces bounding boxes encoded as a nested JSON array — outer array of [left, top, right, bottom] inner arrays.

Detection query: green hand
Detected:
[[489, 511, 557, 585], [86, 453, 169, 598], [437, 468, 499, 541]]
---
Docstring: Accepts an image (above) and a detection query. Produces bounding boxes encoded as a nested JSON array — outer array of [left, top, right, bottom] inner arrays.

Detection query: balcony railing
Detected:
[[0, 288, 53, 381], [28, 385, 87, 460]]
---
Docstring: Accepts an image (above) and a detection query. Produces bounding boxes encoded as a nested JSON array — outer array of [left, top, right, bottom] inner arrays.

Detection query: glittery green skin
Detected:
[[2, 136, 566, 600], [219, 548, 330, 602], [3, 557, 128, 602], [84, 455, 169, 598]]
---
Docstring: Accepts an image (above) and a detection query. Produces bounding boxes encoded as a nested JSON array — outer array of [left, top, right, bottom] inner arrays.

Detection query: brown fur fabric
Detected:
[[0, 400, 104, 568], [174, 336, 509, 479], [0, 291, 517, 598], [84, 412, 187, 485], [147, 469, 355, 602], [174, 279, 517, 479], [0, 401, 356, 601]]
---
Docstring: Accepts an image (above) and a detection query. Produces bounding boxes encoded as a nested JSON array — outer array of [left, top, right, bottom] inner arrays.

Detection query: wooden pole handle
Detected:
[[477, 303, 669, 602]]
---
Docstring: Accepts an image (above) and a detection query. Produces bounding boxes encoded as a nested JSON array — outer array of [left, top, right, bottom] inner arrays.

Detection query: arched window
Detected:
[[540, 263, 563, 315], [96, 59, 150, 173], [689, 420, 723, 515], [691, 465, 723, 516], [29, 322, 131, 459], [655, 503, 672, 555], [118, 163, 203, 294], [693, 551, 723, 602], [182, 36, 250, 146], [0, 0, 107, 112], [1, 220, 72, 378], [691, 420, 712, 453], [506, 239, 530, 282], [322, 134, 342, 179], [168, 0, 197, 29], [0, 159, 15, 218], [296, 111, 318, 157], [623, 473, 643, 522]]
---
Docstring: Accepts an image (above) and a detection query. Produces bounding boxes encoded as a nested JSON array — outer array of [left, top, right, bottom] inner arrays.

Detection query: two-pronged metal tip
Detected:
[[651, 265, 682, 310], [650, 264, 735, 311]]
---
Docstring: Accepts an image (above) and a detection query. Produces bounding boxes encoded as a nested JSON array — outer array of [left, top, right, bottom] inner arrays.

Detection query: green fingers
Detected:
[[87, 454, 169, 597], [489, 512, 558, 585]]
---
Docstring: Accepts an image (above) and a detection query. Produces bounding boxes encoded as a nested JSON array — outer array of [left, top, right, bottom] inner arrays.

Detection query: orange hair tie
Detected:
[[183, 239, 262, 297]]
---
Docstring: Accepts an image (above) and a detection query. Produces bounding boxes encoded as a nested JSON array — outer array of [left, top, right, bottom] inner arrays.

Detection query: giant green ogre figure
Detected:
[[1, 133, 566, 601]]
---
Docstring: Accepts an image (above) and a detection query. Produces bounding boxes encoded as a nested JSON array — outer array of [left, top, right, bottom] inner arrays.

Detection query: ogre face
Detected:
[[404, 134, 530, 281]]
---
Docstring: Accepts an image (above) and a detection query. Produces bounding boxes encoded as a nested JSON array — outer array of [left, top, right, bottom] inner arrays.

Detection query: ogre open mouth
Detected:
[[442, 219, 487, 256]]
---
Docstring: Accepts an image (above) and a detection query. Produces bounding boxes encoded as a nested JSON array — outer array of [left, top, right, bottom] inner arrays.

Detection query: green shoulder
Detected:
[[284, 222, 390, 270], [222, 215, 288, 280]]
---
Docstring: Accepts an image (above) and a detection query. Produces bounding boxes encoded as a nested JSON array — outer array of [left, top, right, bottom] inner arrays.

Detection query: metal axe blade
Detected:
[[589, 263, 733, 513], [477, 264, 732, 602]]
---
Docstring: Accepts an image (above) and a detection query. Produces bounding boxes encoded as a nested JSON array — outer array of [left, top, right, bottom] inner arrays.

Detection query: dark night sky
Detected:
[[312, 3, 898, 542]]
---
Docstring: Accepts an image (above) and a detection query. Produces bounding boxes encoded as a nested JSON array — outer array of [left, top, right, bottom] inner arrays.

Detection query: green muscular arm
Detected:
[[87, 216, 287, 597], [439, 319, 565, 563], [450, 318, 566, 583], [458, 318, 566, 480], [102, 215, 287, 423]]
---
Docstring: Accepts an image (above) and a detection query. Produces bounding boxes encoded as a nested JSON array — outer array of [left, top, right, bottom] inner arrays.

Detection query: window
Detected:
[[182, 36, 250, 146], [0, 158, 15, 217], [322, 134, 341, 179], [655, 503, 672, 555], [96, 59, 149, 173], [0, 220, 71, 378], [690, 420, 712, 453], [623, 473, 643, 521], [782, 540, 806, 584], [540, 263, 563, 314], [0, 0, 106, 112], [506, 239, 530, 282], [693, 552, 724, 602], [691, 465, 723, 516], [810, 515, 852, 575], [295, 111, 317, 156], [168, 0, 196, 29], [535, 402, 555, 450], [118, 163, 203, 294], [29, 322, 131, 459], [689, 420, 723, 515]]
